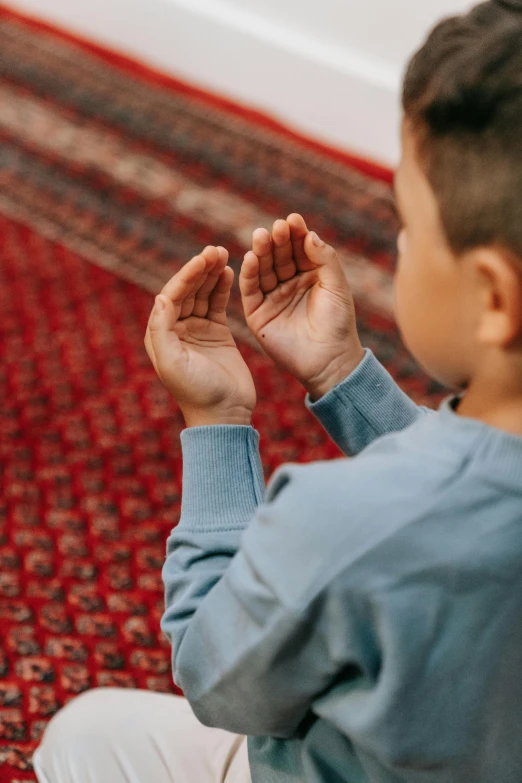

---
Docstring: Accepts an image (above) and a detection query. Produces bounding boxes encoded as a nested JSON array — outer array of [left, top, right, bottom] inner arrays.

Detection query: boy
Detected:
[[34, 1, 522, 781]]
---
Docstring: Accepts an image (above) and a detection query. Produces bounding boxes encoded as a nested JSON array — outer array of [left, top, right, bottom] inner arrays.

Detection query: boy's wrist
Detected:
[[305, 346, 366, 402], [182, 405, 254, 429]]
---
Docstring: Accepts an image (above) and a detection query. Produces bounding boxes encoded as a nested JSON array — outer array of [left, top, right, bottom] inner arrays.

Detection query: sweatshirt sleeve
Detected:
[[161, 426, 372, 738], [305, 348, 435, 456]]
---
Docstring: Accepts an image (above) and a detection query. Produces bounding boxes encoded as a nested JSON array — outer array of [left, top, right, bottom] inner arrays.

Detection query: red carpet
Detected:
[[0, 5, 446, 780]]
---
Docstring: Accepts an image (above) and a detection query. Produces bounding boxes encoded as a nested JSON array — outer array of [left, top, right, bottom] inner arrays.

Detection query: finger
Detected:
[[160, 254, 208, 302], [147, 295, 184, 377], [303, 231, 349, 295], [239, 251, 264, 318], [144, 325, 159, 376], [208, 266, 234, 325], [145, 297, 162, 369], [192, 246, 229, 318], [179, 294, 196, 320], [252, 228, 278, 293], [272, 219, 297, 282], [287, 213, 315, 273], [178, 246, 220, 319]]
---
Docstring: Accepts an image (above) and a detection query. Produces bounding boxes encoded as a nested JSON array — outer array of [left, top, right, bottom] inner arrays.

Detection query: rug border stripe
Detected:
[[0, 1, 394, 185]]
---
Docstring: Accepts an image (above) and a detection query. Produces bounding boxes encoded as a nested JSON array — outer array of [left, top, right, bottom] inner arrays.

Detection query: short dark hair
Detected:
[[402, 1, 522, 261]]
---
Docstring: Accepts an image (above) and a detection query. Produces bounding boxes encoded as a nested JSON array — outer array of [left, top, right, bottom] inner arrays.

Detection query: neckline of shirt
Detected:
[[437, 395, 522, 486]]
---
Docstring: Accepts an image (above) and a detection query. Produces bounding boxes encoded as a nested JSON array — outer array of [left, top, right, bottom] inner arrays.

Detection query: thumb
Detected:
[[304, 232, 350, 295], [147, 296, 183, 375]]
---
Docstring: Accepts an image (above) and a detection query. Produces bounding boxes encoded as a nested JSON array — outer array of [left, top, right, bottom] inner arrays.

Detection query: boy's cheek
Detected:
[[393, 260, 426, 349]]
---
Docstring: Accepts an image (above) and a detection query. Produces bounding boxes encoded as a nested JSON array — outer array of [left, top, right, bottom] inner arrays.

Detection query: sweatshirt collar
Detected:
[[437, 395, 522, 487]]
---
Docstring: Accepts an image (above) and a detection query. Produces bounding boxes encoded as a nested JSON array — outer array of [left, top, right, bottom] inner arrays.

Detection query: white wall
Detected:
[[7, 0, 474, 167]]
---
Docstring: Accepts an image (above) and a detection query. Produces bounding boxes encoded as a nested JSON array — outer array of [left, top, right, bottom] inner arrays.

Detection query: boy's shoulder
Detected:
[[250, 420, 519, 610], [248, 424, 464, 602], [266, 414, 465, 515]]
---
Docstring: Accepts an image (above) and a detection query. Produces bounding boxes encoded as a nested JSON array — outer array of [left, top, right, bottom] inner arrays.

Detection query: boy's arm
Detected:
[[305, 348, 435, 456], [161, 426, 371, 738]]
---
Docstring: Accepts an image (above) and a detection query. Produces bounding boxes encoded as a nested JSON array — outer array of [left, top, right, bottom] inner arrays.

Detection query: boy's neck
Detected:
[[455, 355, 522, 438], [457, 394, 522, 438]]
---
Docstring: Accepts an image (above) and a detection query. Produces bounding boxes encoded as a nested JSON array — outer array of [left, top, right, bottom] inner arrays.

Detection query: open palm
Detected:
[[162, 315, 255, 411], [145, 247, 256, 426], [240, 214, 364, 396]]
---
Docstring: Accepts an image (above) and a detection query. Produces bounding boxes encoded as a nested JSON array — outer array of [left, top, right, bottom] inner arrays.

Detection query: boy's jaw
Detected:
[[393, 119, 522, 435], [392, 120, 478, 393]]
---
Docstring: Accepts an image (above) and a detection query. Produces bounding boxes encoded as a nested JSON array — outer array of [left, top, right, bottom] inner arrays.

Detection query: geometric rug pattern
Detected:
[[0, 6, 446, 780]]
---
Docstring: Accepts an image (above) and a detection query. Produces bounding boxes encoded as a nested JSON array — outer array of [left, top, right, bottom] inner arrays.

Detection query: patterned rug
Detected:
[[0, 5, 447, 781]]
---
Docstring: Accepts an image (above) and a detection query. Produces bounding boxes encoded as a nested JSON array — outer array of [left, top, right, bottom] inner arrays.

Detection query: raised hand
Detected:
[[239, 214, 365, 401], [145, 246, 256, 427]]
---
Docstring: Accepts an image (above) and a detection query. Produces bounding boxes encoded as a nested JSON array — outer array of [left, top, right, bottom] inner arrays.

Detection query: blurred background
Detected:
[[6, 0, 474, 165], [0, 1, 472, 780]]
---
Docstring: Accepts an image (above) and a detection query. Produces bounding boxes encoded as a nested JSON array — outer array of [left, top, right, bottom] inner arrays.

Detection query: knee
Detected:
[[35, 688, 124, 776], [42, 688, 122, 744], [34, 689, 190, 783]]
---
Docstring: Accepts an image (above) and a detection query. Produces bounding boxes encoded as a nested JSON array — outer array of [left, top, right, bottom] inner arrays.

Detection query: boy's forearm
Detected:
[[162, 425, 265, 683], [306, 348, 435, 456], [177, 425, 264, 530]]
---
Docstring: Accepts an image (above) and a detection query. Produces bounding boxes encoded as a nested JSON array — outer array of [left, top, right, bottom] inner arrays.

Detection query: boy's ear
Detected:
[[475, 249, 522, 347]]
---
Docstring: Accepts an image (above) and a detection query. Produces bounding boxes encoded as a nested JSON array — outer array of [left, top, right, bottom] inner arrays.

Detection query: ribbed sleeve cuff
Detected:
[[305, 348, 423, 455], [179, 426, 265, 532]]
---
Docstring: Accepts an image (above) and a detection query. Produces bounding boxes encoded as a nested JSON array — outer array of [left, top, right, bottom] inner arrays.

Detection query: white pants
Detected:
[[33, 688, 252, 783]]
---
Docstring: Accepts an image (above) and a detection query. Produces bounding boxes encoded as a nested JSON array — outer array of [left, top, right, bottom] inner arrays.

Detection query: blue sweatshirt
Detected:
[[161, 348, 522, 782]]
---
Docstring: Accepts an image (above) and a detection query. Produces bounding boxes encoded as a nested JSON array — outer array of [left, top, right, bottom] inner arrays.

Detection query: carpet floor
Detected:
[[0, 5, 446, 780]]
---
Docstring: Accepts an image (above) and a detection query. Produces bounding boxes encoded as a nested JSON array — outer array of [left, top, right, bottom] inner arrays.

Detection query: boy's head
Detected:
[[393, 0, 522, 393]]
